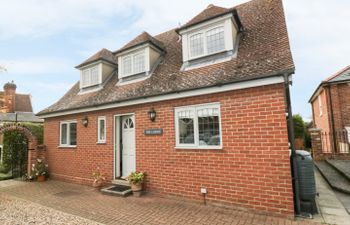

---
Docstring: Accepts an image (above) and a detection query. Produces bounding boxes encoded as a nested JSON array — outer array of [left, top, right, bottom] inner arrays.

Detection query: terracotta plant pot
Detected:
[[131, 183, 143, 197], [92, 180, 103, 189], [37, 175, 46, 182]]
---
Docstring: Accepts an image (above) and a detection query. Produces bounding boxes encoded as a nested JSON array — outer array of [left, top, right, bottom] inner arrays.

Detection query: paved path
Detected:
[[315, 169, 350, 225], [0, 179, 322, 225]]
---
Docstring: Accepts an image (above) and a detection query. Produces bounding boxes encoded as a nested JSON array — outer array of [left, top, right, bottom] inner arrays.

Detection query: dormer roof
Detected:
[[114, 31, 166, 54], [76, 48, 118, 69], [177, 4, 242, 33]]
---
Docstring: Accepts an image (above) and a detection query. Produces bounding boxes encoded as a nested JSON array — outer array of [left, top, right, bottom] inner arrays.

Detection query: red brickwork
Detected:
[[43, 83, 294, 216]]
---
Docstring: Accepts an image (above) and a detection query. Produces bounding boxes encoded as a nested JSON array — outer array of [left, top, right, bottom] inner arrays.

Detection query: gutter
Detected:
[[283, 73, 301, 215]]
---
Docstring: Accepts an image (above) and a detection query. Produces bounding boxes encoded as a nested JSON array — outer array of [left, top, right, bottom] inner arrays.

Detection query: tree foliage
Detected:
[[293, 114, 305, 139]]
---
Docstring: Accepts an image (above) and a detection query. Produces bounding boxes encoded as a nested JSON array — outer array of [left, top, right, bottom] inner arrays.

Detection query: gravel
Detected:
[[0, 193, 102, 225]]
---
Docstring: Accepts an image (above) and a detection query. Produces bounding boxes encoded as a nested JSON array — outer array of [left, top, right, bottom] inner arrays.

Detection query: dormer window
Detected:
[[120, 50, 146, 78], [81, 65, 100, 88], [189, 26, 225, 59], [178, 9, 242, 71]]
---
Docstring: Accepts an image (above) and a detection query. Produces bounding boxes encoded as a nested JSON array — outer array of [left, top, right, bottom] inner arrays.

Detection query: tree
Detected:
[[293, 114, 305, 139]]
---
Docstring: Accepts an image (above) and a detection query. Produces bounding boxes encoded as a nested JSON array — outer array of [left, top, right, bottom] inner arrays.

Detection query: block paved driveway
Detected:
[[0, 180, 322, 225]]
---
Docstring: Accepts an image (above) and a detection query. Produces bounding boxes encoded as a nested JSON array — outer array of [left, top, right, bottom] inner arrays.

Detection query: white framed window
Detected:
[[318, 95, 323, 116], [120, 50, 146, 77], [175, 103, 222, 149], [60, 120, 77, 147], [189, 25, 225, 59], [81, 65, 100, 88], [346, 127, 350, 144], [97, 116, 106, 143]]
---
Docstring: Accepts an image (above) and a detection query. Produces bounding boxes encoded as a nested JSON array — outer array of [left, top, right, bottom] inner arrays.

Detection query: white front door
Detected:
[[121, 115, 136, 178]]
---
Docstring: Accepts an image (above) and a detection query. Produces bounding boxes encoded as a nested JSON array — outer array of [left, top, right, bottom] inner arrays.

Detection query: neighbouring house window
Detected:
[[175, 103, 222, 149], [346, 127, 350, 143], [60, 121, 77, 147], [97, 117, 106, 143], [121, 50, 145, 77], [189, 26, 225, 59], [81, 65, 100, 88], [318, 95, 323, 116]]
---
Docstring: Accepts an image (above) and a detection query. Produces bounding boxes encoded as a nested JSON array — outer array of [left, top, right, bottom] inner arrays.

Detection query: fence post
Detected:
[[309, 128, 323, 160]]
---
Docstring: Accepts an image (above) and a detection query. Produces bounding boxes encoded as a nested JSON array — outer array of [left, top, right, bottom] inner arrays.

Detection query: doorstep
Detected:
[[111, 179, 130, 186]]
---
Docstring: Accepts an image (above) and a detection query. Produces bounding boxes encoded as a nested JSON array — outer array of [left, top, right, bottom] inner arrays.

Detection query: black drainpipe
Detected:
[[326, 85, 337, 155], [283, 73, 301, 215]]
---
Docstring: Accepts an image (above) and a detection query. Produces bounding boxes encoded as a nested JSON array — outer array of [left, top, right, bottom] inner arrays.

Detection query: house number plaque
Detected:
[[144, 128, 163, 135]]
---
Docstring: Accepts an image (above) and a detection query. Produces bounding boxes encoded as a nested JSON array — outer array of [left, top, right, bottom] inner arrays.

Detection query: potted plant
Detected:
[[32, 159, 48, 182], [127, 171, 145, 197], [92, 167, 105, 189]]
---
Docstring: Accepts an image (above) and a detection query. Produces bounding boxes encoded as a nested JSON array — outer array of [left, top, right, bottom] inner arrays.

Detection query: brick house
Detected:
[[37, 0, 298, 216], [0, 81, 43, 162], [309, 66, 350, 155]]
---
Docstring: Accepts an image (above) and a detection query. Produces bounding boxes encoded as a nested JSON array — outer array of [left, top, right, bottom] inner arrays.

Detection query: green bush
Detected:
[[20, 122, 44, 144], [0, 162, 10, 174]]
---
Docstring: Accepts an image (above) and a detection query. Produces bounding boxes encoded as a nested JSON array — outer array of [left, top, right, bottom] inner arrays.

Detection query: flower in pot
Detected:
[[32, 159, 48, 182], [92, 167, 105, 189], [127, 171, 145, 197]]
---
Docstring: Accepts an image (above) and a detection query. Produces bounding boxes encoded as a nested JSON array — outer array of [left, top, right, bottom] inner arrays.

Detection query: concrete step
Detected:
[[101, 184, 132, 197], [314, 161, 350, 195], [111, 179, 130, 186], [326, 159, 350, 182]]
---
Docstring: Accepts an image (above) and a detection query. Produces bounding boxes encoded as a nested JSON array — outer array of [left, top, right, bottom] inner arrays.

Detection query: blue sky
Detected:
[[0, 0, 349, 121]]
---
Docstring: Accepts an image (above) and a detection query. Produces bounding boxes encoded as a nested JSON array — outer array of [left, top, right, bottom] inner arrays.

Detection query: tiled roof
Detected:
[[15, 94, 33, 112], [76, 48, 118, 68], [0, 112, 43, 123], [178, 4, 234, 31], [114, 31, 165, 54], [324, 65, 350, 83], [38, 0, 294, 116]]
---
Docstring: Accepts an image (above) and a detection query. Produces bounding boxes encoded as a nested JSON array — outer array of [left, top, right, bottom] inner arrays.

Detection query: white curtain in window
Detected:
[[206, 26, 225, 54], [133, 52, 145, 74], [122, 56, 132, 75], [189, 33, 204, 57]]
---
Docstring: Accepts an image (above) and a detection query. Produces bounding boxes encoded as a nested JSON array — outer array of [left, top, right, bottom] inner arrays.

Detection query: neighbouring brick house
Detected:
[[37, 0, 298, 216], [309, 66, 350, 156], [0, 81, 43, 162]]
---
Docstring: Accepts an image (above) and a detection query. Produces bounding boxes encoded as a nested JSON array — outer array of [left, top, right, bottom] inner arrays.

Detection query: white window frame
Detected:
[[174, 102, 222, 149], [318, 95, 323, 116], [81, 65, 101, 88], [97, 116, 106, 143], [59, 120, 77, 147], [188, 25, 225, 60], [120, 50, 146, 77], [346, 127, 350, 144]]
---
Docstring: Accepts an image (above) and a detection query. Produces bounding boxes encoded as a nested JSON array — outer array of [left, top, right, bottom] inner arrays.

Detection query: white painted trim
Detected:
[[39, 76, 285, 119], [174, 102, 222, 149], [345, 127, 350, 144], [113, 113, 135, 179], [97, 116, 106, 143]]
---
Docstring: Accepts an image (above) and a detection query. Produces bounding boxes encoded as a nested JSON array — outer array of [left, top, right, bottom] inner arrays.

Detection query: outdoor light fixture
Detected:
[[82, 116, 89, 127], [148, 107, 156, 122]]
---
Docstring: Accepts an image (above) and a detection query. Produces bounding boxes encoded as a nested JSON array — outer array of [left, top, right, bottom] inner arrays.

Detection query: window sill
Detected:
[[175, 146, 223, 150], [58, 145, 77, 149], [96, 141, 106, 145]]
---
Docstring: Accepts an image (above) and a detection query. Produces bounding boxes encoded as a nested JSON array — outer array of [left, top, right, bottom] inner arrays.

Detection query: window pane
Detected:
[[99, 119, 105, 141], [189, 33, 204, 57], [198, 108, 220, 146], [133, 52, 145, 74], [82, 70, 90, 87], [206, 27, 225, 54], [122, 56, 132, 75], [69, 123, 77, 146], [61, 124, 67, 145], [178, 110, 195, 144], [90, 67, 99, 85]]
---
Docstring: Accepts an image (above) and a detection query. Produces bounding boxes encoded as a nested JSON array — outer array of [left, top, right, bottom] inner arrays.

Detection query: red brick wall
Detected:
[[312, 89, 331, 132], [335, 83, 350, 129], [44, 83, 294, 216]]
